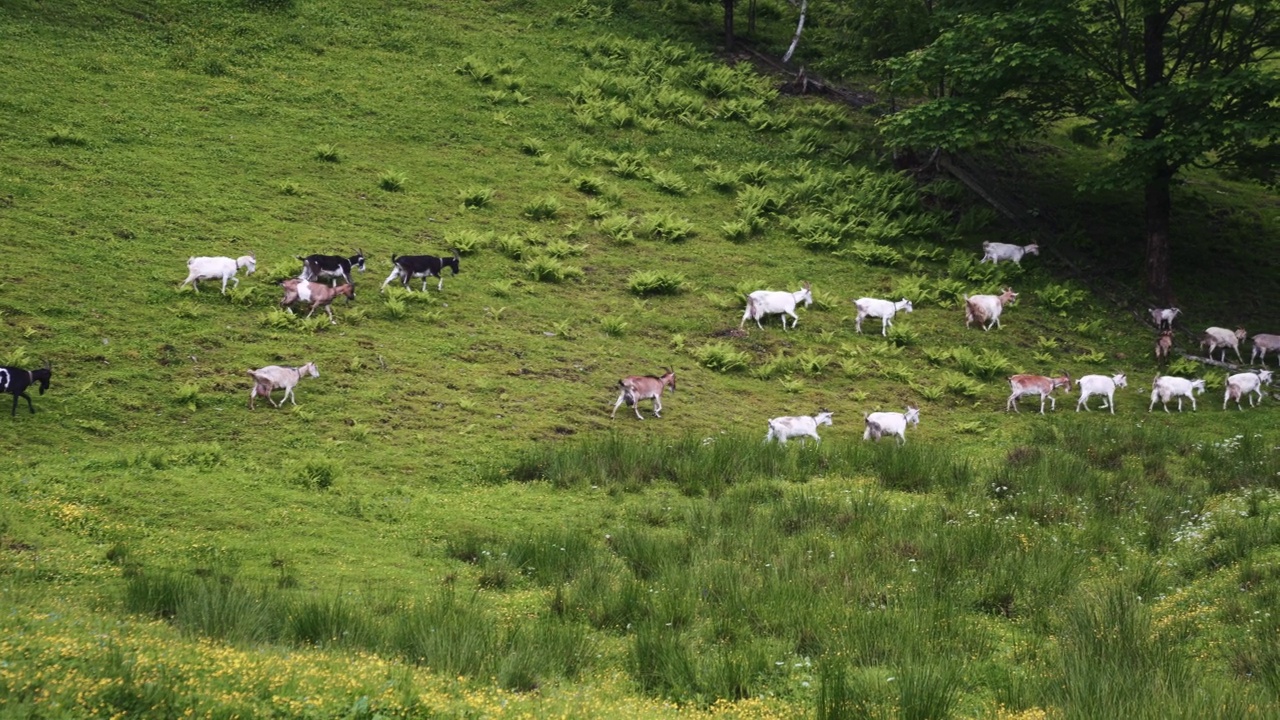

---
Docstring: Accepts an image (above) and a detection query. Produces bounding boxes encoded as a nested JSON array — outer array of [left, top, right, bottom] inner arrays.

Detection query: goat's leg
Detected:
[[437, 275, 444, 291], [325, 305, 336, 325], [610, 391, 625, 419], [882, 317, 890, 336], [232, 275, 240, 290], [1234, 345, 1244, 363], [380, 268, 400, 292], [653, 395, 662, 418], [11, 393, 20, 417]]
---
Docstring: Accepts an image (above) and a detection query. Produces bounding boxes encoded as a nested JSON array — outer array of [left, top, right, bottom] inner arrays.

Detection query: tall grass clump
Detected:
[[313, 143, 340, 162], [524, 256, 583, 283], [638, 212, 694, 242], [47, 127, 89, 146], [691, 342, 750, 373], [523, 196, 561, 220], [387, 590, 498, 678], [378, 170, 407, 192], [459, 186, 494, 209], [627, 270, 685, 296]]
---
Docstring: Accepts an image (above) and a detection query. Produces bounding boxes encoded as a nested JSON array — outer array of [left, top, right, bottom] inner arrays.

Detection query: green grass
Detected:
[[1, 0, 1279, 717]]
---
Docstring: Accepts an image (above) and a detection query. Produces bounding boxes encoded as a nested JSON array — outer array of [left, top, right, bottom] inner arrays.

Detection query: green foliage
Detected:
[[524, 256, 583, 283], [313, 143, 340, 163], [599, 316, 628, 337], [459, 186, 494, 209], [691, 342, 750, 373], [518, 137, 545, 156], [627, 270, 685, 296], [523, 196, 562, 220], [637, 212, 694, 242], [47, 127, 89, 147], [377, 170, 407, 192], [1038, 282, 1089, 314]]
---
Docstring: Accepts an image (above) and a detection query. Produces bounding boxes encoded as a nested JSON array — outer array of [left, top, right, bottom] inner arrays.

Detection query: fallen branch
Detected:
[[781, 0, 807, 64], [1178, 353, 1241, 372]]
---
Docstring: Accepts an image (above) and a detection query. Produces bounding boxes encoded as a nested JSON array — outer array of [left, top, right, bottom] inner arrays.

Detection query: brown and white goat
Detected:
[[610, 368, 676, 420], [279, 279, 355, 324], [964, 287, 1017, 331], [1006, 373, 1071, 414], [1155, 330, 1174, 363]]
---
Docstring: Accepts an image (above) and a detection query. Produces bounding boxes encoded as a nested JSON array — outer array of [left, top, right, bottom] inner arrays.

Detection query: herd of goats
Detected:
[[2, 241, 1275, 447]]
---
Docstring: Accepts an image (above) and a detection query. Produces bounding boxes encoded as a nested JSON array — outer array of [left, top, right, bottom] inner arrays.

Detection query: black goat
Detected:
[[379, 250, 461, 292], [1, 361, 52, 417], [296, 249, 366, 286]]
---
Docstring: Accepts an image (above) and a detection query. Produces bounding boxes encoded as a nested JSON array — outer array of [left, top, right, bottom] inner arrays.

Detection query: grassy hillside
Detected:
[[2, 1, 1280, 717]]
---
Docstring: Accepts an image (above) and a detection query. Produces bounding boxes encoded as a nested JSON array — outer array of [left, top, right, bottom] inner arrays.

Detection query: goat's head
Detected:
[[446, 253, 461, 274], [1024, 244, 1040, 255], [1235, 327, 1248, 340], [1056, 372, 1072, 392], [1113, 373, 1128, 388], [662, 367, 676, 392], [353, 249, 367, 272], [900, 298, 914, 313], [301, 362, 320, 378], [815, 409, 833, 426], [1260, 369, 1274, 385], [905, 405, 921, 425], [337, 283, 356, 301], [1191, 378, 1206, 395], [34, 360, 52, 394], [999, 287, 1018, 304], [798, 281, 813, 306]]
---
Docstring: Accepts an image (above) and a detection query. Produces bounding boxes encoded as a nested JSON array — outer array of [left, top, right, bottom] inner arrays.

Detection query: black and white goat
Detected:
[[610, 368, 676, 420], [0, 361, 52, 417], [380, 250, 461, 292], [296, 250, 366, 286]]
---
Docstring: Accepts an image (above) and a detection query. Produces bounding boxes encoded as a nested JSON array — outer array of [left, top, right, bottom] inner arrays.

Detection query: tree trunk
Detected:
[[1142, 9, 1173, 305], [1144, 169, 1174, 305], [724, 0, 735, 49]]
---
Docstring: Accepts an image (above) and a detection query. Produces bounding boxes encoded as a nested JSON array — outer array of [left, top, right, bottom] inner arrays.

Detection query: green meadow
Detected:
[[2, 0, 1279, 717]]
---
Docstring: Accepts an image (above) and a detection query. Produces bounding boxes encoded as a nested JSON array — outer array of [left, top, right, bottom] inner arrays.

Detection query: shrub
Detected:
[[313, 143, 340, 162], [494, 234, 528, 259], [692, 342, 750, 373], [704, 166, 740, 192], [48, 127, 89, 147], [628, 270, 686, 296], [600, 316, 628, 337], [638, 212, 695, 242], [459, 186, 494, 209], [518, 137, 545, 156], [1038, 282, 1089, 314], [599, 214, 636, 244], [572, 174, 608, 195], [378, 170, 407, 192], [447, 229, 489, 256], [541, 239, 588, 258], [525, 256, 583, 283], [721, 220, 752, 242], [523, 196, 562, 220], [648, 170, 690, 196], [294, 460, 339, 490], [950, 346, 1013, 379]]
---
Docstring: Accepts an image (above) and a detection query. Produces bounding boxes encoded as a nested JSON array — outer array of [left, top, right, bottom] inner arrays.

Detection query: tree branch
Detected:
[[781, 0, 808, 64]]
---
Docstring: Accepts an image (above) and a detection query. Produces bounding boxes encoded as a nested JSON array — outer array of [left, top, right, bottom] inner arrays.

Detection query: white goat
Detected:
[[1224, 369, 1273, 410], [854, 297, 913, 336], [740, 282, 813, 331], [180, 254, 256, 294], [1201, 326, 1247, 363], [1149, 375, 1206, 413], [1149, 307, 1181, 330], [964, 287, 1018, 331], [610, 368, 676, 420], [1251, 333, 1280, 367], [863, 406, 921, 445], [980, 242, 1039, 265], [1006, 373, 1071, 414], [247, 362, 319, 409], [1076, 373, 1127, 414], [764, 410, 833, 444]]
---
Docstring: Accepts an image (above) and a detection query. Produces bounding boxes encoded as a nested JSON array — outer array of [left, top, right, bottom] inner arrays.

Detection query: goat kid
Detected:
[[1155, 330, 1174, 363], [1149, 307, 1181, 330], [247, 362, 319, 409], [1251, 333, 1280, 367], [1149, 375, 1206, 413], [980, 241, 1039, 266], [854, 297, 913, 336], [610, 368, 676, 420], [279, 279, 356, 324], [297, 250, 366, 286], [1224, 369, 1274, 410], [1006, 373, 1071, 414], [0, 361, 52, 417], [863, 406, 920, 445], [740, 282, 813, 331], [765, 410, 833, 444], [380, 250, 461, 292], [1076, 373, 1127, 414], [180, 254, 256, 294], [964, 287, 1018, 331], [1201, 326, 1247, 363]]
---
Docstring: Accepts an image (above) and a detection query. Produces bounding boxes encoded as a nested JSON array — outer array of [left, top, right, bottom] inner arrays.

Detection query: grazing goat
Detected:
[[1224, 369, 1273, 410], [1155, 330, 1174, 363], [297, 250, 366, 286], [247, 362, 319, 409], [740, 282, 813, 331], [1201, 326, 1247, 363], [1149, 307, 1181, 330], [863, 406, 920, 445], [279, 279, 356, 324], [980, 241, 1039, 265], [854, 297, 913, 336], [1006, 373, 1071, 414], [1251, 334, 1280, 367], [765, 410, 833, 444], [610, 368, 676, 420], [380, 250, 461, 292], [0, 361, 52, 417], [1076, 373, 1127, 414], [964, 287, 1018, 331], [1149, 375, 1206, 413], [180, 254, 256, 294]]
